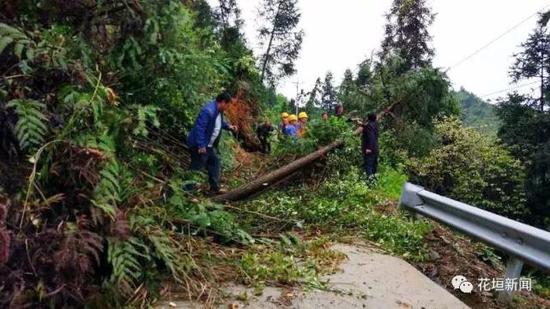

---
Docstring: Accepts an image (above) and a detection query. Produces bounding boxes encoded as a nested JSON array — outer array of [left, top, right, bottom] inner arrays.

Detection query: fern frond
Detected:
[[147, 231, 180, 278], [108, 238, 149, 293], [131, 105, 161, 136], [6, 99, 48, 151], [91, 159, 133, 219], [91, 161, 121, 219], [73, 132, 116, 155], [0, 23, 33, 60]]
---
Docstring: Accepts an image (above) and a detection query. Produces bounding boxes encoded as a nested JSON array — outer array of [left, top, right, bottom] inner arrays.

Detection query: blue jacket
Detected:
[[187, 101, 230, 149], [284, 124, 297, 137]]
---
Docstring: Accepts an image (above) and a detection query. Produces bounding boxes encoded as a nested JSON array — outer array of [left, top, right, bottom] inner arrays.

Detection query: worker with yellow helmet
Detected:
[[279, 112, 290, 134], [296, 112, 308, 137], [284, 114, 298, 137]]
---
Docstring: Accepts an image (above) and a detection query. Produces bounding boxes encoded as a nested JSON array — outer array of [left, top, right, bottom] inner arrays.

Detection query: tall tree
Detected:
[[321, 72, 337, 112], [338, 69, 355, 109], [213, 0, 245, 50], [257, 0, 304, 83], [216, 0, 242, 29], [185, 0, 215, 29], [305, 77, 323, 113], [496, 94, 550, 228], [497, 13, 550, 229], [379, 0, 435, 70], [356, 60, 373, 87], [510, 14, 550, 111]]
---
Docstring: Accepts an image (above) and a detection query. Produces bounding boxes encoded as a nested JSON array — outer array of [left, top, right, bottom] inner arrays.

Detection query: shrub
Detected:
[[407, 117, 529, 220]]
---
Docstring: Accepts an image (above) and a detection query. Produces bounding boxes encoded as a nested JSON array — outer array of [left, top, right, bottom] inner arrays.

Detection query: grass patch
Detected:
[[241, 166, 431, 261], [235, 237, 345, 290]]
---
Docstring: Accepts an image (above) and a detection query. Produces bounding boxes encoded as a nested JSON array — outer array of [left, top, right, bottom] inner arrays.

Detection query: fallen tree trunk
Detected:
[[213, 107, 396, 203], [212, 138, 345, 203]]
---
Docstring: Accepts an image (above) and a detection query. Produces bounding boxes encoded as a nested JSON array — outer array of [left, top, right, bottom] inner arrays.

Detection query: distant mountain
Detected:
[[455, 88, 501, 137]]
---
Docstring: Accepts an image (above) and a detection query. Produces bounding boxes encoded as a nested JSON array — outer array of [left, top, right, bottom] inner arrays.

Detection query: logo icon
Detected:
[[452, 275, 473, 294]]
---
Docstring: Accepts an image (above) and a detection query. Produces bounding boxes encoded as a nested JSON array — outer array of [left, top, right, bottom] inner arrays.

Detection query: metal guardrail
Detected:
[[399, 183, 550, 302]]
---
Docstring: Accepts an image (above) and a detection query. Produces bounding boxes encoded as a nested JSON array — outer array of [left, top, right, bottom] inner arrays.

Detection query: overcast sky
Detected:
[[209, 0, 550, 102]]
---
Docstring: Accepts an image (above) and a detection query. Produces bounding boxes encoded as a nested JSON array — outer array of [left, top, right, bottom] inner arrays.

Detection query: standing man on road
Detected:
[[362, 112, 379, 182], [187, 92, 237, 194]]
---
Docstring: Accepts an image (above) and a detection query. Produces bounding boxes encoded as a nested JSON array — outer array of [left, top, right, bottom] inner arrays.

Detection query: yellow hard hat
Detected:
[[298, 112, 308, 119], [288, 114, 298, 122], [281, 112, 289, 118]]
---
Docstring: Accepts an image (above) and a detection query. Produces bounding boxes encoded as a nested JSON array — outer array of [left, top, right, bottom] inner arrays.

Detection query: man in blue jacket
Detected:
[[187, 92, 237, 193]]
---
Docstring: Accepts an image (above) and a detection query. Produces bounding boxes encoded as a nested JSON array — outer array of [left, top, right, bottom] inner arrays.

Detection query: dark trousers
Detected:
[[364, 154, 378, 176], [258, 136, 271, 154], [190, 147, 221, 191]]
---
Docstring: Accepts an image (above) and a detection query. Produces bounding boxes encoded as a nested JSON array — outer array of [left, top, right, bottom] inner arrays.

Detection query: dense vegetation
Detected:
[[456, 88, 501, 137], [0, 0, 548, 307], [0, 0, 272, 306], [496, 13, 550, 229]]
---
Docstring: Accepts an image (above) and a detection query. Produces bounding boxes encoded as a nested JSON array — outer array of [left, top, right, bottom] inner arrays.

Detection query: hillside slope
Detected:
[[456, 88, 501, 137]]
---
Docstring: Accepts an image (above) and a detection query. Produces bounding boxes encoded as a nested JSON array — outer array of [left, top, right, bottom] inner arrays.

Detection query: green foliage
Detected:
[[131, 105, 161, 136], [108, 1, 230, 131], [91, 160, 131, 219], [108, 238, 150, 293], [364, 214, 430, 260], [305, 77, 323, 114], [146, 231, 181, 277], [381, 123, 438, 163], [6, 99, 48, 151], [239, 251, 318, 286], [497, 95, 550, 228], [243, 167, 430, 260], [374, 165, 409, 199], [531, 273, 550, 298], [498, 14, 550, 228], [320, 72, 337, 111], [408, 117, 529, 219], [272, 117, 354, 158], [379, 0, 435, 70], [509, 13, 549, 111], [272, 135, 317, 158], [166, 179, 254, 244], [238, 237, 344, 288], [218, 134, 238, 171], [257, 0, 304, 82], [332, 54, 459, 162], [0, 0, 271, 307], [456, 88, 500, 137], [475, 245, 502, 268], [0, 23, 34, 60]]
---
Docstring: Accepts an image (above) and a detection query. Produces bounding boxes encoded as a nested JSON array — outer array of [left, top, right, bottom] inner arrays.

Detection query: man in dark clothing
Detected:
[[187, 92, 237, 193], [256, 120, 274, 154], [335, 104, 344, 117], [362, 112, 379, 179]]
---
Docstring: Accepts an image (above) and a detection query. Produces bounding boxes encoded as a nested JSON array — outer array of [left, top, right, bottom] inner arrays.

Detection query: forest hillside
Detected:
[[456, 88, 501, 137], [0, 0, 549, 308]]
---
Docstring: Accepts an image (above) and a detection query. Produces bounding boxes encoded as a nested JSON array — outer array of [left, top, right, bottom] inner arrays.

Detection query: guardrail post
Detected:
[[497, 257, 524, 304], [399, 183, 425, 220]]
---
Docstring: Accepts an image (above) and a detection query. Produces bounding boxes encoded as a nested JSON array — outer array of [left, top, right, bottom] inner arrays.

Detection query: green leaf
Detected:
[[0, 36, 14, 55], [14, 42, 24, 59]]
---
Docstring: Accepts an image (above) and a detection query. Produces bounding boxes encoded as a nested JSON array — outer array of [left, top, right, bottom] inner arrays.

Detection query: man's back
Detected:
[[362, 121, 379, 154]]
